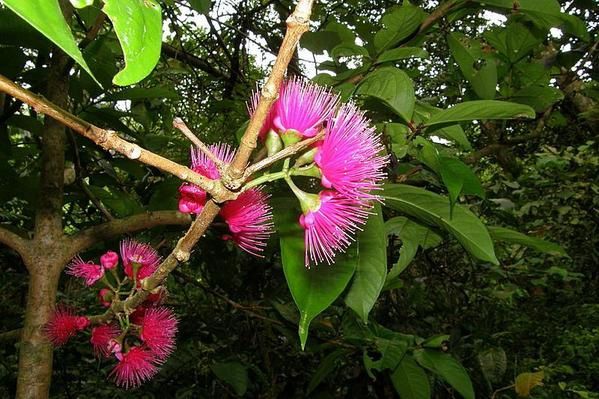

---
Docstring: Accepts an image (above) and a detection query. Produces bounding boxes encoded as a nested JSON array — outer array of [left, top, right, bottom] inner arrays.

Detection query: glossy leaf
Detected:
[[2, 0, 97, 84], [357, 67, 415, 122], [383, 184, 498, 265], [103, 0, 162, 86], [414, 350, 475, 399], [272, 198, 357, 349], [438, 156, 485, 213], [391, 355, 432, 399], [488, 226, 567, 256], [424, 100, 536, 129], [374, 3, 426, 52], [345, 205, 387, 323]]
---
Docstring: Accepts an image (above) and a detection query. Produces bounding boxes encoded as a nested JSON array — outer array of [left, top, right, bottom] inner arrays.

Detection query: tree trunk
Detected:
[[15, 259, 62, 399]]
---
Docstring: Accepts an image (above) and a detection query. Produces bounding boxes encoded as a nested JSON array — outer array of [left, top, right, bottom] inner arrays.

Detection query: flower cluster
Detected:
[[46, 240, 178, 389], [177, 144, 274, 257], [249, 77, 387, 266], [179, 77, 387, 266]]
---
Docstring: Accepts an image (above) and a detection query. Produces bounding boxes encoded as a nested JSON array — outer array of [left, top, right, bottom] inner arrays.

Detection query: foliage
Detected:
[[0, 0, 597, 398]]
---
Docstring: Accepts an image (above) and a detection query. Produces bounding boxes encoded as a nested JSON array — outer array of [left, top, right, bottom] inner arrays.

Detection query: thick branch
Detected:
[[71, 211, 192, 256], [225, 0, 315, 181], [0, 74, 234, 203], [0, 226, 29, 258]]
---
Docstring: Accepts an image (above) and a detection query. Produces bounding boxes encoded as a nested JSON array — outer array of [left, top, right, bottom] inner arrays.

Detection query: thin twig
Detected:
[[243, 131, 324, 179], [173, 117, 224, 169]]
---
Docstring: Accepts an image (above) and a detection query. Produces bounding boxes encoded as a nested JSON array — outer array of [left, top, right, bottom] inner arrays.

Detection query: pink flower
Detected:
[[273, 77, 339, 138], [177, 143, 235, 215], [109, 346, 158, 389], [90, 324, 120, 358], [220, 188, 274, 256], [98, 288, 113, 307], [119, 240, 160, 281], [247, 88, 277, 141], [315, 103, 388, 201], [178, 184, 206, 214], [299, 190, 370, 266], [44, 306, 89, 346], [66, 256, 104, 286], [138, 307, 178, 362], [100, 251, 119, 270]]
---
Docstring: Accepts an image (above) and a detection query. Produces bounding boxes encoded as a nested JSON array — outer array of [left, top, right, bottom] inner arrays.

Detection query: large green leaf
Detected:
[[383, 184, 498, 265], [345, 205, 387, 323], [376, 47, 429, 64], [357, 67, 415, 122], [414, 350, 475, 399], [438, 156, 485, 213], [424, 100, 535, 129], [391, 355, 431, 399], [413, 103, 472, 150], [488, 226, 567, 257], [374, 3, 426, 52], [210, 361, 248, 396], [272, 198, 357, 349], [3, 0, 97, 84], [306, 349, 348, 395], [103, 0, 162, 86], [385, 216, 442, 283]]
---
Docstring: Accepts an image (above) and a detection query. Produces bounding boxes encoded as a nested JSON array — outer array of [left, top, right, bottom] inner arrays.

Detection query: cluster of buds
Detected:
[[179, 77, 388, 266], [45, 240, 177, 389]]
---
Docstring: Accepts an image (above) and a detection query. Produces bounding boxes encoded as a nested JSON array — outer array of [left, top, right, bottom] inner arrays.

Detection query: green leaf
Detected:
[[357, 67, 415, 122], [414, 103, 471, 150], [438, 156, 485, 213], [447, 32, 497, 99], [189, 0, 211, 14], [331, 43, 369, 60], [484, 23, 541, 64], [509, 86, 564, 112], [488, 226, 567, 257], [272, 198, 357, 349], [2, 0, 98, 84], [376, 47, 429, 64], [103, 0, 162, 86], [515, 371, 544, 397], [414, 350, 475, 399], [210, 361, 248, 396], [391, 355, 431, 399], [363, 337, 409, 376], [345, 205, 387, 323], [301, 30, 342, 55], [374, 3, 427, 52], [307, 349, 347, 394], [70, 0, 94, 8], [103, 86, 180, 101], [385, 216, 442, 283], [383, 184, 498, 265], [424, 100, 536, 129]]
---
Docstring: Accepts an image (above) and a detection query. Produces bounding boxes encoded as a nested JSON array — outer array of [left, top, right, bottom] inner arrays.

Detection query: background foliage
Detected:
[[0, 0, 597, 398]]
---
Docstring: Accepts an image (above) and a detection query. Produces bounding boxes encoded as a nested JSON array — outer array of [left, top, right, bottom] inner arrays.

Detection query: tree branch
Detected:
[[0, 226, 29, 258], [0, 74, 235, 203], [173, 117, 224, 169], [71, 211, 192, 256], [224, 0, 315, 183], [162, 42, 230, 80], [0, 328, 21, 344]]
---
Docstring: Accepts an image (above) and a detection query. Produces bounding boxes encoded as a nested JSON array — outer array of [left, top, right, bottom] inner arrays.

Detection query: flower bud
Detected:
[[98, 288, 113, 307], [100, 251, 119, 270]]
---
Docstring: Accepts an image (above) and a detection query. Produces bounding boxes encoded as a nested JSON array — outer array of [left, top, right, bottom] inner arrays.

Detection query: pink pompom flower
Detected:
[[177, 143, 236, 215], [299, 190, 370, 266], [44, 306, 89, 346], [220, 188, 274, 256], [138, 307, 178, 363], [315, 103, 388, 201], [90, 324, 121, 358], [109, 346, 159, 389], [119, 239, 160, 281], [247, 88, 277, 141], [273, 77, 339, 138], [100, 250, 119, 270], [66, 256, 104, 286]]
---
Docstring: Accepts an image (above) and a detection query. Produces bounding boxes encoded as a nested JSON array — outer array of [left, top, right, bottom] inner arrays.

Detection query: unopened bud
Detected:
[[100, 251, 119, 270]]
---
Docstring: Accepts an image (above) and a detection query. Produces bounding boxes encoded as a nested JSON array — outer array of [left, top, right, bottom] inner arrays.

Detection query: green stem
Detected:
[[244, 171, 288, 189], [284, 175, 320, 214]]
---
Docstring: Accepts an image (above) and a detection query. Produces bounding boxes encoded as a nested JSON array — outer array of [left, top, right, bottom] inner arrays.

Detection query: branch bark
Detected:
[[0, 226, 29, 259], [71, 211, 192, 257]]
